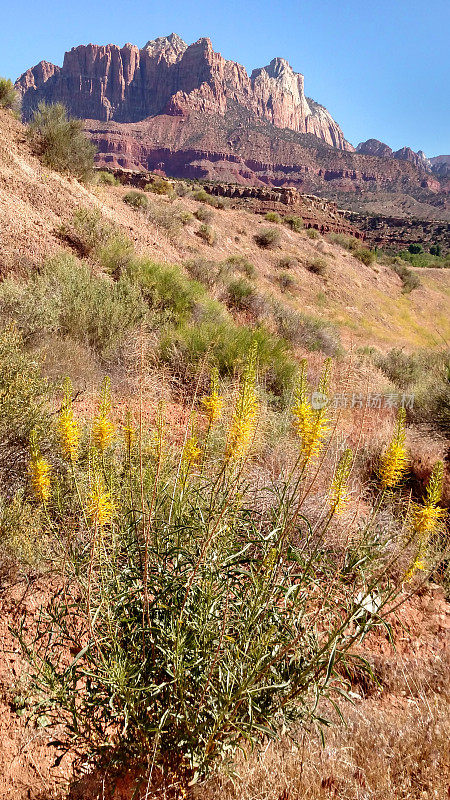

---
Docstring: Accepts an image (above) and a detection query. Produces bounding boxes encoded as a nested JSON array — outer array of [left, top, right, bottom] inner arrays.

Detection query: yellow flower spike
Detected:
[[225, 344, 259, 462], [87, 475, 116, 527], [182, 436, 202, 470], [201, 368, 224, 426], [92, 377, 115, 453], [329, 448, 353, 514], [292, 359, 330, 463], [58, 378, 80, 462], [405, 461, 446, 581], [379, 407, 409, 489], [29, 432, 51, 503]]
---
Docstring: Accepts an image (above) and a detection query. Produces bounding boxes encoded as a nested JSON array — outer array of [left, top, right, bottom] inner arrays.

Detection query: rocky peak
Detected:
[[16, 34, 352, 150], [356, 139, 394, 158], [393, 146, 431, 172]]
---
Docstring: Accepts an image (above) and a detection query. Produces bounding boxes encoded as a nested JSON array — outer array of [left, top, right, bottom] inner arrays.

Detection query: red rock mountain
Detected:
[[15, 35, 448, 211], [16, 34, 351, 151]]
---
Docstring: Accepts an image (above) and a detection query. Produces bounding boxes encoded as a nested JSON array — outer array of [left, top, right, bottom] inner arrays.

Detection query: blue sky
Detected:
[[2, 0, 449, 156]]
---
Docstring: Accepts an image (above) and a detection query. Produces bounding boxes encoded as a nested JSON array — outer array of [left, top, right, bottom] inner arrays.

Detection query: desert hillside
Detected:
[[0, 106, 449, 800]]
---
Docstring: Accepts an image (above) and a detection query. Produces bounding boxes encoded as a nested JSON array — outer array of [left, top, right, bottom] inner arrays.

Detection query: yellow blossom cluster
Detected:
[[292, 359, 330, 463], [226, 345, 259, 461], [379, 407, 409, 489]]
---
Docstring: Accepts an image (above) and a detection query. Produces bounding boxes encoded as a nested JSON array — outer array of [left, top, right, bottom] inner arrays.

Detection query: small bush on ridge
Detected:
[[27, 102, 96, 181], [0, 77, 17, 110], [197, 224, 217, 246], [255, 227, 281, 249], [265, 211, 281, 223], [123, 190, 149, 209], [284, 215, 304, 233]]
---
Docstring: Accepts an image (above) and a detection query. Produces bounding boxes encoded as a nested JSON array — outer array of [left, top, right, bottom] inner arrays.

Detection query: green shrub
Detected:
[[277, 272, 297, 292], [178, 210, 194, 226], [277, 256, 297, 270], [374, 348, 424, 388], [133, 258, 206, 320], [0, 77, 17, 110], [0, 327, 51, 496], [328, 233, 359, 252], [254, 227, 281, 249], [0, 253, 146, 358], [197, 224, 217, 246], [408, 243, 424, 254], [224, 255, 256, 278], [306, 228, 320, 239], [264, 211, 281, 223], [429, 244, 441, 256], [284, 215, 304, 233], [123, 190, 149, 209], [194, 205, 214, 223], [355, 248, 376, 266], [227, 278, 255, 309], [160, 320, 297, 396], [58, 207, 112, 257], [96, 234, 135, 277], [193, 189, 227, 209], [95, 170, 119, 186], [273, 304, 341, 356], [185, 258, 223, 290], [27, 102, 96, 180], [308, 257, 327, 276], [391, 261, 421, 293], [144, 176, 174, 196]]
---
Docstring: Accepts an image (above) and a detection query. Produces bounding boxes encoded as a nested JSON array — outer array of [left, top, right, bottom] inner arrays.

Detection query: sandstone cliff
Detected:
[[16, 33, 352, 151]]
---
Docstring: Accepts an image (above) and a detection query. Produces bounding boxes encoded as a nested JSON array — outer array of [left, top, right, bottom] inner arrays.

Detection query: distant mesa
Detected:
[[16, 34, 352, 151], [15, 35, 449, 207]]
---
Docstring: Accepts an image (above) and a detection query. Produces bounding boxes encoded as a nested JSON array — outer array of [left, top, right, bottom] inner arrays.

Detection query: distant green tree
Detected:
[[408, 243, 424, 254], [27, 102, 96, 181], [429, 244, 441, 256], [0, 77, 17, 110]]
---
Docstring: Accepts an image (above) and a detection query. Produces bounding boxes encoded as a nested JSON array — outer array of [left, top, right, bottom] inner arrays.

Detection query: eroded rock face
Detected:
[[16, 33, 352, 150], [357, 140, 433, 173]]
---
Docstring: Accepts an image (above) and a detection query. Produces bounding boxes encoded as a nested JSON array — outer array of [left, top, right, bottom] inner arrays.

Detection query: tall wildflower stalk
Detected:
[[15, 359, 448, 795], [28, 432, 51, 503], [225, 344, 259, 462], [406, 461, 446, 579], [58, 378, 80, 462], [379, 407, 409, 489], [292, 358, 330, 464]]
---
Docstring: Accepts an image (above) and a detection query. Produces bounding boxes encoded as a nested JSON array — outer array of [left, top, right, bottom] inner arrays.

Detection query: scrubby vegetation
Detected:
[[254, 227, 281, 249], [0, 77, 17, 109], [264, 211, 281, 223], [123, 190, 149, 209], [3, 348, 446, 794], [95, 170, 119, 186], [284, 214, 304, 232], [27, 102, 96, 180]]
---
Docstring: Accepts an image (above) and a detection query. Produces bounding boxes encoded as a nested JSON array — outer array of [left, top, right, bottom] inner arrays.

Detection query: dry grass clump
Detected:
[[255, 227, 281, 249], [123, 190, 149, 209], [194, 205, 215, 223], [202, 685, 450, 800], [307, 257, 328, 276], [197, 223, 217, 245]]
